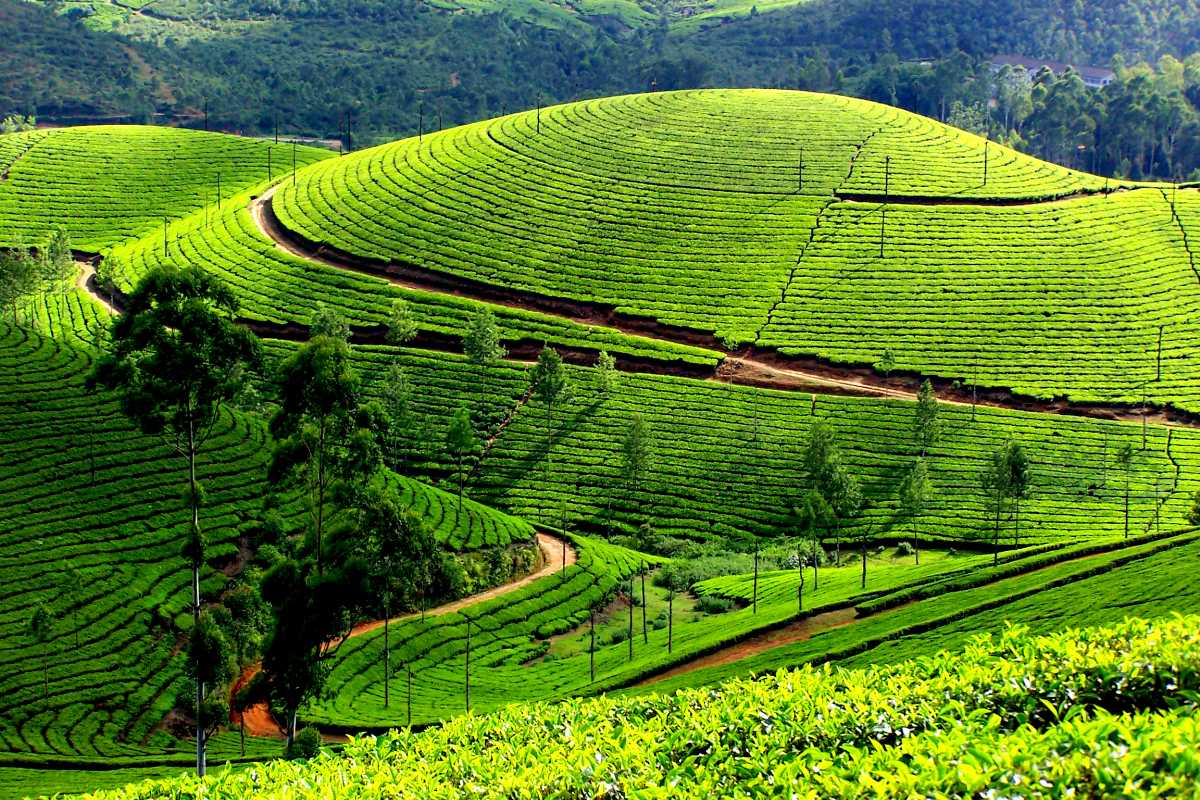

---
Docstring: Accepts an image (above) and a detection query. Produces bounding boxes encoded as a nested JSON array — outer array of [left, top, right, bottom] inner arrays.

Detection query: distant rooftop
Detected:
[[990, 54, 1116, 87]]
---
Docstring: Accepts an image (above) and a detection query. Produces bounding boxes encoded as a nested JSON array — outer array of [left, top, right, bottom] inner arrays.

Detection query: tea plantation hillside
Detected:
[[0, 127, 331, 250], [0, 299, 545, 775], [264, 89, 1200, 410], [101, 188, 722, 368], [85, 617, 1200, 799], [289, 341, 1198, 547]]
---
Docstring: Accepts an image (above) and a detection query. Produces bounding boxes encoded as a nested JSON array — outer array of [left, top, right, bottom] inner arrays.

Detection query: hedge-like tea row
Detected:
[[106, 191, 720, 366], [87, 616, 1200, 799], [298, 342, 1200, 547], [0, 126, 331, 250], [272, 90, 1111, 346]]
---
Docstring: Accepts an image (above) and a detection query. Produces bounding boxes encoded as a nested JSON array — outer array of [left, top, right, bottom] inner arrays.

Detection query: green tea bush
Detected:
[[87, 617, 1200, 799]]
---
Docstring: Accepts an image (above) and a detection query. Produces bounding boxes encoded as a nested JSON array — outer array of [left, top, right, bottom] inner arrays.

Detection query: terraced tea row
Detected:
[[315, 343, 1198, 546], [306, 534, 654, 728], [0, 126, 331, 250], [105, 191, 720, 367], [641, 530, 1200, 695], [272, 90, 1115, 346], [0, 322, 542, 765], [0, 322, 274, 762], [758, 189, 1200, 407]]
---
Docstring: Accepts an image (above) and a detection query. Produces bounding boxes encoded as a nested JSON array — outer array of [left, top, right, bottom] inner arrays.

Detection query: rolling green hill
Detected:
[[263, 89, 1200, 409], [4, 93, 1200, 798], [0, 126, 332, 250]]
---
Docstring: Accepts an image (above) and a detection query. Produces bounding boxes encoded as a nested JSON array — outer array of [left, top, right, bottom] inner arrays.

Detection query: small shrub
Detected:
[[286, 727, 322, 760], [896, 541, 915, 557], [695, 595, 733, 615]]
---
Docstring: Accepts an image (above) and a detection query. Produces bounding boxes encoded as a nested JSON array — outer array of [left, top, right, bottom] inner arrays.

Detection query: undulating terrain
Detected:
[[1, 89, 1199, 798]]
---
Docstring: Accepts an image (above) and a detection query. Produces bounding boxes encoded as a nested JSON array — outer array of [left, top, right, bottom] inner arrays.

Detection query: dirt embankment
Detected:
[[231, 531, 576, 739]]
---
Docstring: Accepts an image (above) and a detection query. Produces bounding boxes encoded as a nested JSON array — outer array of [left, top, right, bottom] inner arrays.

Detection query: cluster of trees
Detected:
[[789, 380, 1026, 592], [842, 52, 1200, 180], [75, 265, 642, 768], [0, 228, 74, 324]]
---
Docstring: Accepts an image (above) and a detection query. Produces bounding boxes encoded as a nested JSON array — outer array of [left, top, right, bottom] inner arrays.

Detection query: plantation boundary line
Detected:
[[833, 185, 1151, 206], [753, 127, 882, 343], [244, 188, 1200, 431], [1164, 189, 1200, 286], [0, 136, 41, 183], [231, 531, 577, 739], [631, 528, 1200, 689]]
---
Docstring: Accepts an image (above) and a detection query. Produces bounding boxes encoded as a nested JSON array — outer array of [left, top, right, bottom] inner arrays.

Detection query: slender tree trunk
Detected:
[[589, 610, 596, 680], [545, 399, 552, 525], [188, 422, 206, 778], [913, 520, 920, 566], [627, 576, 634, 661], [811, 537, 819, 591], [752, 543, 758, 614], [667, 593, 673, 653], [287, 709, 297, 749], [993, 495, 1001, 567], [464, 618, 471, 713], [640, 567, 647, 644], [1124, 474, 1130, 540], [315, 420, 327, 576], [860, 536, 867, 589], [383, 599, 390, 708]]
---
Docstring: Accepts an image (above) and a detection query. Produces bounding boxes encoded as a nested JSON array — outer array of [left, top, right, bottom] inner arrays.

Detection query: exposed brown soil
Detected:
[[247, 186, 1200, 430], [231, 531, 576, 740], [833, 185, 1144, 206], [635, 607, 858, 688]]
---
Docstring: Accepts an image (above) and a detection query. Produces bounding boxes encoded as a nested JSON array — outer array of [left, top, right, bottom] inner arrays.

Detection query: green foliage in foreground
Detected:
[[86, 617, 1200, 798]]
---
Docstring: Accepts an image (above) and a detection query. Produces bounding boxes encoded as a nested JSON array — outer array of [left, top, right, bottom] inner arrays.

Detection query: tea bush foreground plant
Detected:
[[86, 616, 1200, 799]]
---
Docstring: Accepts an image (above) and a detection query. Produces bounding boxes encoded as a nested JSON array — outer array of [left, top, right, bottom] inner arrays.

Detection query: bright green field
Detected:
[[288, 341, 1198, 547], [0, 126, 331, 250], [103, 188, 721, 367], [636, 530, 1200, 695], [261, 89, 1200, 410], [0, 300, 539, 772], [81, 617, 1200, 798]]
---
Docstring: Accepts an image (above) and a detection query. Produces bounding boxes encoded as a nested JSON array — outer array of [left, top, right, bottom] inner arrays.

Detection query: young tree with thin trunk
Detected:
[[791, 487, 832, 591], [1116, 442, 1134, 539], [27, 604, 53, 704], [386, 298, 417, 345], [381, 362, 417, 474], [1005, 441, 1031, 549], [88, 265, 260, 777], [914, 379, 940, 457], [621, 414, 653, 519], [528, 346, 570, 521], [463, 308, 506, 428], [897, 458, 933, 564], [980, 444, 1013, 566], [269, 333, 364, 576], [594, 350, 617, 397], [446, 406, 480, 511]]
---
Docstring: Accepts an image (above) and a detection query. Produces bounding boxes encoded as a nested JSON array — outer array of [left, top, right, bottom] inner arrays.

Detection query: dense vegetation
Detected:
[[0, 126, 331, 250], [265, 89, 1200, 408], [85, 617, 1200, 798], [2, 98, 1199, 798]]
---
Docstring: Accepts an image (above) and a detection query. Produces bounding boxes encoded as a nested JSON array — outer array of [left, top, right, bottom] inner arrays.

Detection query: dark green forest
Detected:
[[6, 0, 1200, 178]]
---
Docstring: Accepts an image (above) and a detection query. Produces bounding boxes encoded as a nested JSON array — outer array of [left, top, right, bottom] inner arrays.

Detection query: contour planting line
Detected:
[[232, 530, 577, 739]]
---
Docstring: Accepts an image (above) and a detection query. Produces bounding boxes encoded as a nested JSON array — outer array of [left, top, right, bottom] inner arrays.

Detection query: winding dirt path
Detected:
[[76, 260, 118, 315], [231, 531, 576, 738], [636, 606, 859, 687], [248, 185, 1200, 429]]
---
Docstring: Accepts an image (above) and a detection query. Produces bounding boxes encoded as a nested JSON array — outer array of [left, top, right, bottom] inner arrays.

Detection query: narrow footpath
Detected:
[[231, 531, 576, 738]]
